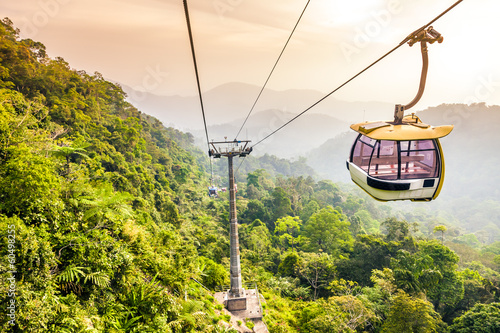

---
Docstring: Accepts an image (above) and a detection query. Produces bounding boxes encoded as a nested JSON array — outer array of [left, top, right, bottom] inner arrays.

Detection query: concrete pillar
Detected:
[[228, 154, 243, 297]]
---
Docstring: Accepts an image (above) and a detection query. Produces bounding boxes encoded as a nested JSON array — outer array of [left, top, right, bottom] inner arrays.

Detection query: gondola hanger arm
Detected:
[[394, 27, 444, 124]]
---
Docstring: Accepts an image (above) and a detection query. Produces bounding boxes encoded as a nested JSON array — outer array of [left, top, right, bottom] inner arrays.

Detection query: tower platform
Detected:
[[214, 286, 268, 332]]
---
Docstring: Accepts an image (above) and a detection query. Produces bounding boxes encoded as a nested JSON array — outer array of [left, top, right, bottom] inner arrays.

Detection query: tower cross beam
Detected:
[[209, 140, 252, 159]]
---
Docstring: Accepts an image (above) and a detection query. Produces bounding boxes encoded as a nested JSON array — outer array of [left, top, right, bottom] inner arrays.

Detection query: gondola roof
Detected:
[[350, 114, 453, 141]]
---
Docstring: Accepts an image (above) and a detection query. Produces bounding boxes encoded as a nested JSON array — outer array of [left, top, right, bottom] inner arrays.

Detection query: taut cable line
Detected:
[[234, 0, 311, 140], [183, 0, 214, 178]]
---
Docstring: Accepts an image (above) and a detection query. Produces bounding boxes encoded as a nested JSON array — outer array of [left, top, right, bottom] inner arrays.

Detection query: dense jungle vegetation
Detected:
[[1, 18, 499, 332]]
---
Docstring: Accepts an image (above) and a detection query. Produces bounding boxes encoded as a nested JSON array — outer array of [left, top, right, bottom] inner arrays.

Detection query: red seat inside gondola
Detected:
[[362, 155, 432, 179]]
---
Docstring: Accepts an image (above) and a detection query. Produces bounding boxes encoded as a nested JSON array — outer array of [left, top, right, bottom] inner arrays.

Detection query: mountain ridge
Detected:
[[121, 81, 395, 132]]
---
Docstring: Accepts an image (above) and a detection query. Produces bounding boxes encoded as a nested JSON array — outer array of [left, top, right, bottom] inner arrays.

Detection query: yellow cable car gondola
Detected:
[[347, 27, 453, 202], [348, 114, 452, 201]]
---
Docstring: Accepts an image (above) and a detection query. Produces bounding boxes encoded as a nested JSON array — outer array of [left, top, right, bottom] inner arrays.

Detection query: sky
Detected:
[[2, 0, 500, 111]]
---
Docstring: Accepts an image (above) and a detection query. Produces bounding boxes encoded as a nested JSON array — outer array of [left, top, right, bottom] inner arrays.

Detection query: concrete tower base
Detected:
[[227, 296, 247, 311], [214, 288, 267, 332]]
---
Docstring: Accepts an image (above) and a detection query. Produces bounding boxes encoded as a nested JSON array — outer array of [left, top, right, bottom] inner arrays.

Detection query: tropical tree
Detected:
[[449, 302, 500, 333], [241, 200, 270, 226], [433, 225, 447, 245], [0, 145, 62, 224], [297, 251, 336, 300], [267, 187, 293, 224], [419, 240, 464, 313], [278, 250, 301, 278], [275, 216, 302, 251], [299, 200, 319, 223], [381, 217, 416, 242], [381, 292, 443, 333], [452, 269, 497, 318], [302, 207, 353, 256], [391, 250, 442, 295], [245, 223, 273, 266], [298, 298, 346, 332], [336, 234, 399, 287]]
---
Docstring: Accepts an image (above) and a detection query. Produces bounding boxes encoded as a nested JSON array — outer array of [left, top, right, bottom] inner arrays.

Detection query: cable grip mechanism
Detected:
[[407, 26, 444, 47], [394, 27, 443, 124]]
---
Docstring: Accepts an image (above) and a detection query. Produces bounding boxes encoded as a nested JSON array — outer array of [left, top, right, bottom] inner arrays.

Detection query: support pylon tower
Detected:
[[228, 153, 242, 296], [209, 139, 252, 302]]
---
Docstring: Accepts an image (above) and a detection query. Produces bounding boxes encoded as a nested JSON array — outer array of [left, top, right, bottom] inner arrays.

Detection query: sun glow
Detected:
[[314, 0, 387, 26]]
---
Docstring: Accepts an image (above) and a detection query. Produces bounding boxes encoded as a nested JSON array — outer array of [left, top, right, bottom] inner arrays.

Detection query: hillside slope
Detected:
[[0, 18, 231, 332]]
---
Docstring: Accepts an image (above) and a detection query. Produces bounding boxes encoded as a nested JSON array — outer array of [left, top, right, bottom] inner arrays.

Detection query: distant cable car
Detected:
[[346, 26, 453, 202], [347, 114, 453, 201], [208, 186, 218, 198]]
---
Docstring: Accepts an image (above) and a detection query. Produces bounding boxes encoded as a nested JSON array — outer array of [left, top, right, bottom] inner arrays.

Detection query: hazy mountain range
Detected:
[[121, 82, 397, 157], [122, 81, 393, 130]]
